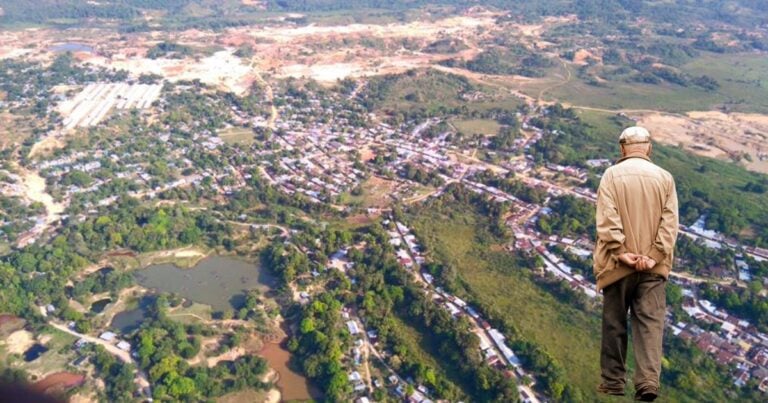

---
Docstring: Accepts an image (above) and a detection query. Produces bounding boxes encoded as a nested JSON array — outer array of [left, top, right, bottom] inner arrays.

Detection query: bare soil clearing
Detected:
[[5, 329, 35, 354], [637, 111, 768, 173], [32, 372, 85, 394]]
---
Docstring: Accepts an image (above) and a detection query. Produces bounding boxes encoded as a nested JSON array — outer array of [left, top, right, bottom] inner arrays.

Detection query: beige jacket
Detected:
[[593, 153, 679, 290]]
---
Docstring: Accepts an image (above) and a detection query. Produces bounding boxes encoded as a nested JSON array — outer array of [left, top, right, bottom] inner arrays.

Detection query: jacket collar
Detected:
[[616, 152, 651, 164]]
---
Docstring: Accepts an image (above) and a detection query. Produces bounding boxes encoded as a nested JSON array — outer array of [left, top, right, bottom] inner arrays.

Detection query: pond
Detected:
[[49, 43, 94, 53], [97, 266, 114, 276], [133, 256, 277, 312], [110, 255, 317, 399], [90, 298, 111, 314], [110, 296, 152, 334], [23, 344, 48, 362]]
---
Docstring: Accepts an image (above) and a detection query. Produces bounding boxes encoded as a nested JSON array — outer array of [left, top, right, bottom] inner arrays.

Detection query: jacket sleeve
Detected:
[[647, 177, 678, 263], [596, 172, 627, 257]]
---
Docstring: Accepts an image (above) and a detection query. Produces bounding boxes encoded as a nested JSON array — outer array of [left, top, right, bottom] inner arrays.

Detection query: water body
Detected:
[[50, 43, 94, 53], [113, 255, 316, 399], [133, 256, 277, 312], [23, 344, 48, 362], [110, 296, 152, 334], [261, 340, 322, 401], [90, 298, 112, 314], [97, 266, 115, 276]]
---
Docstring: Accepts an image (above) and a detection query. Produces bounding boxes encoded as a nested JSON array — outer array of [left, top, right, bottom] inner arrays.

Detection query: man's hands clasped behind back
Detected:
[[617, 253, 657, 271]]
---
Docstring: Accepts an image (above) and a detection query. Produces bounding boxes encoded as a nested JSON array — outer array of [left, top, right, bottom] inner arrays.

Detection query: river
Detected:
[[260, 340, 322, 401]]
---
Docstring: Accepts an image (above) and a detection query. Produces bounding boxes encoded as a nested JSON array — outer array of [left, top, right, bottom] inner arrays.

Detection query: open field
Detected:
[[409, 201, 756, 401], [451, 118, 501, 137], [109, 246, 211, 271], [409, 205, 613, 400], [218, 126, 255, 145], [636, 111, 768, 173], [2, 326, 78, 380], [167, 302, 214, 324], [515, 53, 768, 115], [0, 112, 33, 149], [342, 175, 397, 208], [389, 314, 471, 398]]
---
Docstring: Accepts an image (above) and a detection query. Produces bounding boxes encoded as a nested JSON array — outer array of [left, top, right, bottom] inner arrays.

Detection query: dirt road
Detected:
[[249, 57, 278, 129], [48, 321, 151, 391]]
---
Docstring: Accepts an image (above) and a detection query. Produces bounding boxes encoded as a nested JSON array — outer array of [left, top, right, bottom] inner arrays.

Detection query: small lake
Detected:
[[49, 43, 94, 53], [133, 256, 277, 312], [23, 344, 48, 362], [90, 298, 111, 314], [111, 255, 317, 398], [110, 296, 152, 334]]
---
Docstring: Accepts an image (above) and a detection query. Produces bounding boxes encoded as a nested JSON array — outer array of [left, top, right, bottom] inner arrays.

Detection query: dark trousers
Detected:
[[600, 272, 666, 392]]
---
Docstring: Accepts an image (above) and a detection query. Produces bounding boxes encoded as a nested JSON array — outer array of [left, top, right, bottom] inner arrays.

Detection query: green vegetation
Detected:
[[408, 190, 587, 399], [452, 119, 501, 137], [218, 127, 256, 145], [360, 69, 475, 116], [146, 42, 195, 59], [407, 188, 761, 401], [288, 291, 351, 401], [442, 47, 554, 78], [530, 106, 768, 246], [0, 1, 274, 30], [132, 295, 271, 401]]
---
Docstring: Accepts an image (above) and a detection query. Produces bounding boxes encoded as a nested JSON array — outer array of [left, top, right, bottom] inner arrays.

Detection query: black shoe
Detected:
[[597, 384, 625, 396], [634, 386, 658, 401]]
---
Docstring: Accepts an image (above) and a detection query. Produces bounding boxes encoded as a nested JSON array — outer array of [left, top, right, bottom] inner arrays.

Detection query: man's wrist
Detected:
[[647, 248, 665, 264]]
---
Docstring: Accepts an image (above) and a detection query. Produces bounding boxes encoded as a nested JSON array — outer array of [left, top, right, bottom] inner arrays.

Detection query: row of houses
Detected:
[[385, 219, 541, 403]]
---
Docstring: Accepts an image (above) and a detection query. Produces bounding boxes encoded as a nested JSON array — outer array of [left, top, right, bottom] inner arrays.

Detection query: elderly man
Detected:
[[593, 127, 679, 401]]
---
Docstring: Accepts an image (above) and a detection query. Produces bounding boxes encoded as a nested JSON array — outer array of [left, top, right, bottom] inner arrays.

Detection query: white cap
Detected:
[[619, 126, 651, 144]]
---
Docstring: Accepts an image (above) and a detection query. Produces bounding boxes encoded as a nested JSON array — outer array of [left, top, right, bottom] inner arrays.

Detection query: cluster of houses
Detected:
[[671, 283, 768, 390], [71, 329, 132, 353]]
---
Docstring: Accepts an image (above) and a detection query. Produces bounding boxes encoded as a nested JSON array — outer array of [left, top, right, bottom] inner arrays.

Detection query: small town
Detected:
[[1, 3, 768, 398]]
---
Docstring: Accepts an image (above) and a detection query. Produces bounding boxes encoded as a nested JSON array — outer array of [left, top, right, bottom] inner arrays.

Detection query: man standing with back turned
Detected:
[[594, 126, 679, 402]]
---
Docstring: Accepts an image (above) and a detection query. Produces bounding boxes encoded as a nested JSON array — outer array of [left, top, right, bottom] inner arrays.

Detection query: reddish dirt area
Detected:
[[0, 314, 21, 326], [32, 372, 85, 394]]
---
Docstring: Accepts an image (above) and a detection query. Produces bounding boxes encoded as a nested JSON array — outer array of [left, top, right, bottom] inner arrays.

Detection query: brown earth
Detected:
[[32, 372, 86, 394], [637, 111, 768, 173]]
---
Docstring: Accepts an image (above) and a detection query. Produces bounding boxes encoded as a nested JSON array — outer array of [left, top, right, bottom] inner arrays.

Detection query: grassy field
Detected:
[[389, 314, 472, 398], [518, 53, 768, 114], [409, 207, 605, 398], [218, 126, 256, 145], [168, 302, 213, 324], [451, 118, 501, 136], [409, 198, 753, 401], [340, 176, 397, 208], [13, 326, 78, 379], [368, 70, 474, 112]]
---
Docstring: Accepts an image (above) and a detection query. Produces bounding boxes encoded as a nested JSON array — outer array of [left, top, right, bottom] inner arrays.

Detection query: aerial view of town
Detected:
[[0, 1, 767, 402]]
